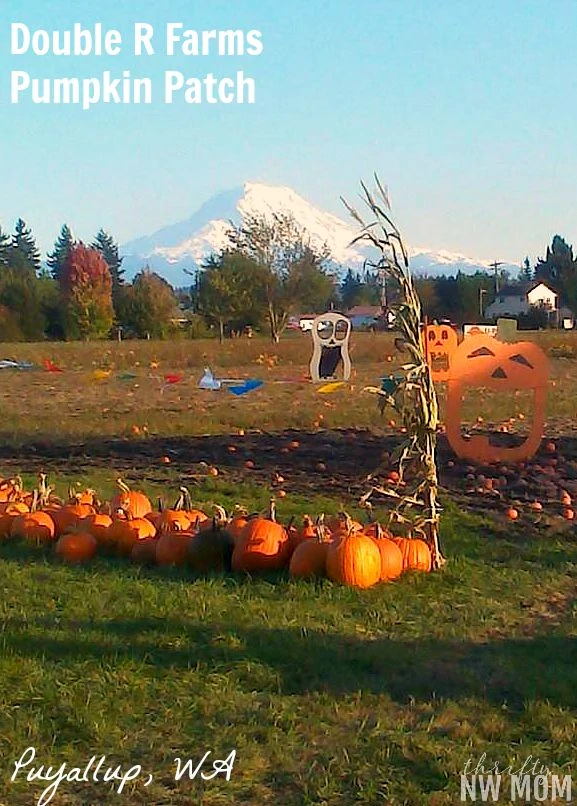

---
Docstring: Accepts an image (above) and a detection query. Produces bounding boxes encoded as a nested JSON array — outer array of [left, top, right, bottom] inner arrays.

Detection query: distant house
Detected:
[[345, 305, 383, 329], [484, 281, 574, 328]]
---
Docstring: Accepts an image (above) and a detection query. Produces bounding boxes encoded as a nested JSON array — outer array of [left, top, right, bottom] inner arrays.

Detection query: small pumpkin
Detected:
[[0, 501, 30, 538], [55, 531, 97, 563], [326, 527, 381, 588], [80, 513, 113, 546], [231, 500, 291, 572], [228, 505, 249, 545]]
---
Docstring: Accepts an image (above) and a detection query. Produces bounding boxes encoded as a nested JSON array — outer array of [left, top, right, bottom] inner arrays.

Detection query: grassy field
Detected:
[[1, 332, 577, 804]]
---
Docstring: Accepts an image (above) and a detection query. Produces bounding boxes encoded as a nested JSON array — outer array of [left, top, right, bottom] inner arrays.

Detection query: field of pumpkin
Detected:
[[1, 333, 577, 805]]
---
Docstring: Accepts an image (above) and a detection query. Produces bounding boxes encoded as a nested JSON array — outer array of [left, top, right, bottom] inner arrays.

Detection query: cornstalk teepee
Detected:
[[342, 176, 446, 569]]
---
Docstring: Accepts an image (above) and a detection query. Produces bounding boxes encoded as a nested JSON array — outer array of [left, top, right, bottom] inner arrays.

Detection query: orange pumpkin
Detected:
[[231, 501, 290, 572], [55, 531, 97, 563], [326, 530, 381, 588], [228, 505, 249, 545], [289, 530, 330, 579], [11, 509, 56, 546], [393, 537, 432, 572], [110, 512, 156, 556], [371, 527, 403, 581], [423, 323, 459, 382], [0, 501, 29, 538], [51, 501, 96, 536], [446, 334, 549, 463], [156, 524, 195, 566], [80, 513, 113, 546], [110, 478, 152, 519]]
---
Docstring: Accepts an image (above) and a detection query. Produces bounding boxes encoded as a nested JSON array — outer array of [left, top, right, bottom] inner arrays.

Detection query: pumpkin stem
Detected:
[[116, 478, 131, 494], [157, 496, 165, 513], [30, 488, 39, 513], [213, 504, 228, 525], [269, 498, 276, 522]]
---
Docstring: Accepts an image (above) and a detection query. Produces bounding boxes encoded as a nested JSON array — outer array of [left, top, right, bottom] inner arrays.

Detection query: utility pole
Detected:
[[490, 261, 505, 295], [479, 288, 487, 318]]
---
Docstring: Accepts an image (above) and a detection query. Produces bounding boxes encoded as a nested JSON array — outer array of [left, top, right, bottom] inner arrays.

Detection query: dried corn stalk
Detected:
[[342, 175, 445, 569]]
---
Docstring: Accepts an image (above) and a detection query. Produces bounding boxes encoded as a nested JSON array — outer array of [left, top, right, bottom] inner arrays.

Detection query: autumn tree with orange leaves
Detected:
[[60, 243, 114, 340]]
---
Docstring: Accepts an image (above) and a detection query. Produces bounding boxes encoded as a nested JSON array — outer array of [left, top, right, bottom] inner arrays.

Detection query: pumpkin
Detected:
[[110, 478, 152, 519], [371, 524, 403, 581], [0, 477, 23, 504], [446, 334, 549, 463], [0, 501, 29, 538], [228, 505, 249, 545], [50, 500, 96, 536], [326, 528, 381, 588], [289, 525, 330, 579], [154, 491, 192, 533], [423, 322, 459, 382], [179, 487, 209, 528], [130, 537, 159, 565], [156, 522, 196, 567], [187, 511, 234, 573], [292, 515, 317, 547], [393, 537, 432, 572], [231, 500, 290, 572], [110, 511, 156, 556], [80, 513, 113, 547], [10, 491, 56, 546], [55, 531, 97, 563], [326, 512, 363, 540]]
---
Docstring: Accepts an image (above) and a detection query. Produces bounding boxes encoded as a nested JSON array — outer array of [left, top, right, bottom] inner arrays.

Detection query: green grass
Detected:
[[1, 480, 577, 805]]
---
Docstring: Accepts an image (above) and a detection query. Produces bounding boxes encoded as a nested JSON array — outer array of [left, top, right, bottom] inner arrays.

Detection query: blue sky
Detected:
[[1, 0, 576, 264]]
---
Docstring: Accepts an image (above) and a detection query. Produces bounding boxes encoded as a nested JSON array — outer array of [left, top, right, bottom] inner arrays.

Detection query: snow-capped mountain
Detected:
[[120, 182, 519, 285]]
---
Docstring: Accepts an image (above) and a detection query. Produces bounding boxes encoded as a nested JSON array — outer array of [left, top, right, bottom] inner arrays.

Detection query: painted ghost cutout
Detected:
[[309, 313, 352, 382]]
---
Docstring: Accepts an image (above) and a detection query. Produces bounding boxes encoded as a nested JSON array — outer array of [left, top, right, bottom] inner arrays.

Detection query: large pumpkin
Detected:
[[423, 323, 459, 382], [326, 530, 381, 588], [231, 501, 290, 572], [446, 334, 549, 463]]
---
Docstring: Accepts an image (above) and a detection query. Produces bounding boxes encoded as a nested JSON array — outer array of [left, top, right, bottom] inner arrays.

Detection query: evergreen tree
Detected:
[[0, 225, 10, 267], [534, 235, 577, 313], [520, 256, 533, 282], [11, 218, 41, 274], [47, 224, 74, 282], [92, 228, 125, 297]]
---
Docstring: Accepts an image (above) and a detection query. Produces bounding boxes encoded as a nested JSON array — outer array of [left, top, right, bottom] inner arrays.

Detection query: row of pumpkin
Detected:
[[0, 475, 432, 588]]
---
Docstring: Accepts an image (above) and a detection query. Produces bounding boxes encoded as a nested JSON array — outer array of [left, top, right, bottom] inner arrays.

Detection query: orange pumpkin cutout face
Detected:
[[446, 334, 548, 463], [424, 324, 459, 381]]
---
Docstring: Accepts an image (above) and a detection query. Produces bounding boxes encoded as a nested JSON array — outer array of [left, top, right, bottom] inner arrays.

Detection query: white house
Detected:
[[484, 281, 574, 327]]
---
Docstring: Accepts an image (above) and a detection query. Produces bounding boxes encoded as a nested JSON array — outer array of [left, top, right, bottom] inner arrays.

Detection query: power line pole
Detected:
[[490, 261, 505, 295]]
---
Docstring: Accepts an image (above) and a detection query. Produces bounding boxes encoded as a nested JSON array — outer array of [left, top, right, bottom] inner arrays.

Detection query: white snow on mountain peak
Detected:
[[120, 182, 519, 285]]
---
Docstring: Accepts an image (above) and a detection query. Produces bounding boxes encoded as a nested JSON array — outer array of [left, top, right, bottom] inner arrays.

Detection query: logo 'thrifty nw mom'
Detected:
[[460, 754, 572, 802]]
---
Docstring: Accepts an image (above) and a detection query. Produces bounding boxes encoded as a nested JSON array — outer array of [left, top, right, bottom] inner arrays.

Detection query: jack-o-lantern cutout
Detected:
[[310, 313, 352, 382], [446, 334, 548, 463], [423, 323, 459, 382]]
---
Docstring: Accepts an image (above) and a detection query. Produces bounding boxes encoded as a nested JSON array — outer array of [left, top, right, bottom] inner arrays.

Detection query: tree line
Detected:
[[0, 211, 574, 341], [0, 220, 179, 341]]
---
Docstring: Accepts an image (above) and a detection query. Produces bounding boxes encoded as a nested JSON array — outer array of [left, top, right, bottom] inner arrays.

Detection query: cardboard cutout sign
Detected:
[[446, 333, 549, 463], [309, 312, 352, 382], [423, 323, 459, 381]]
